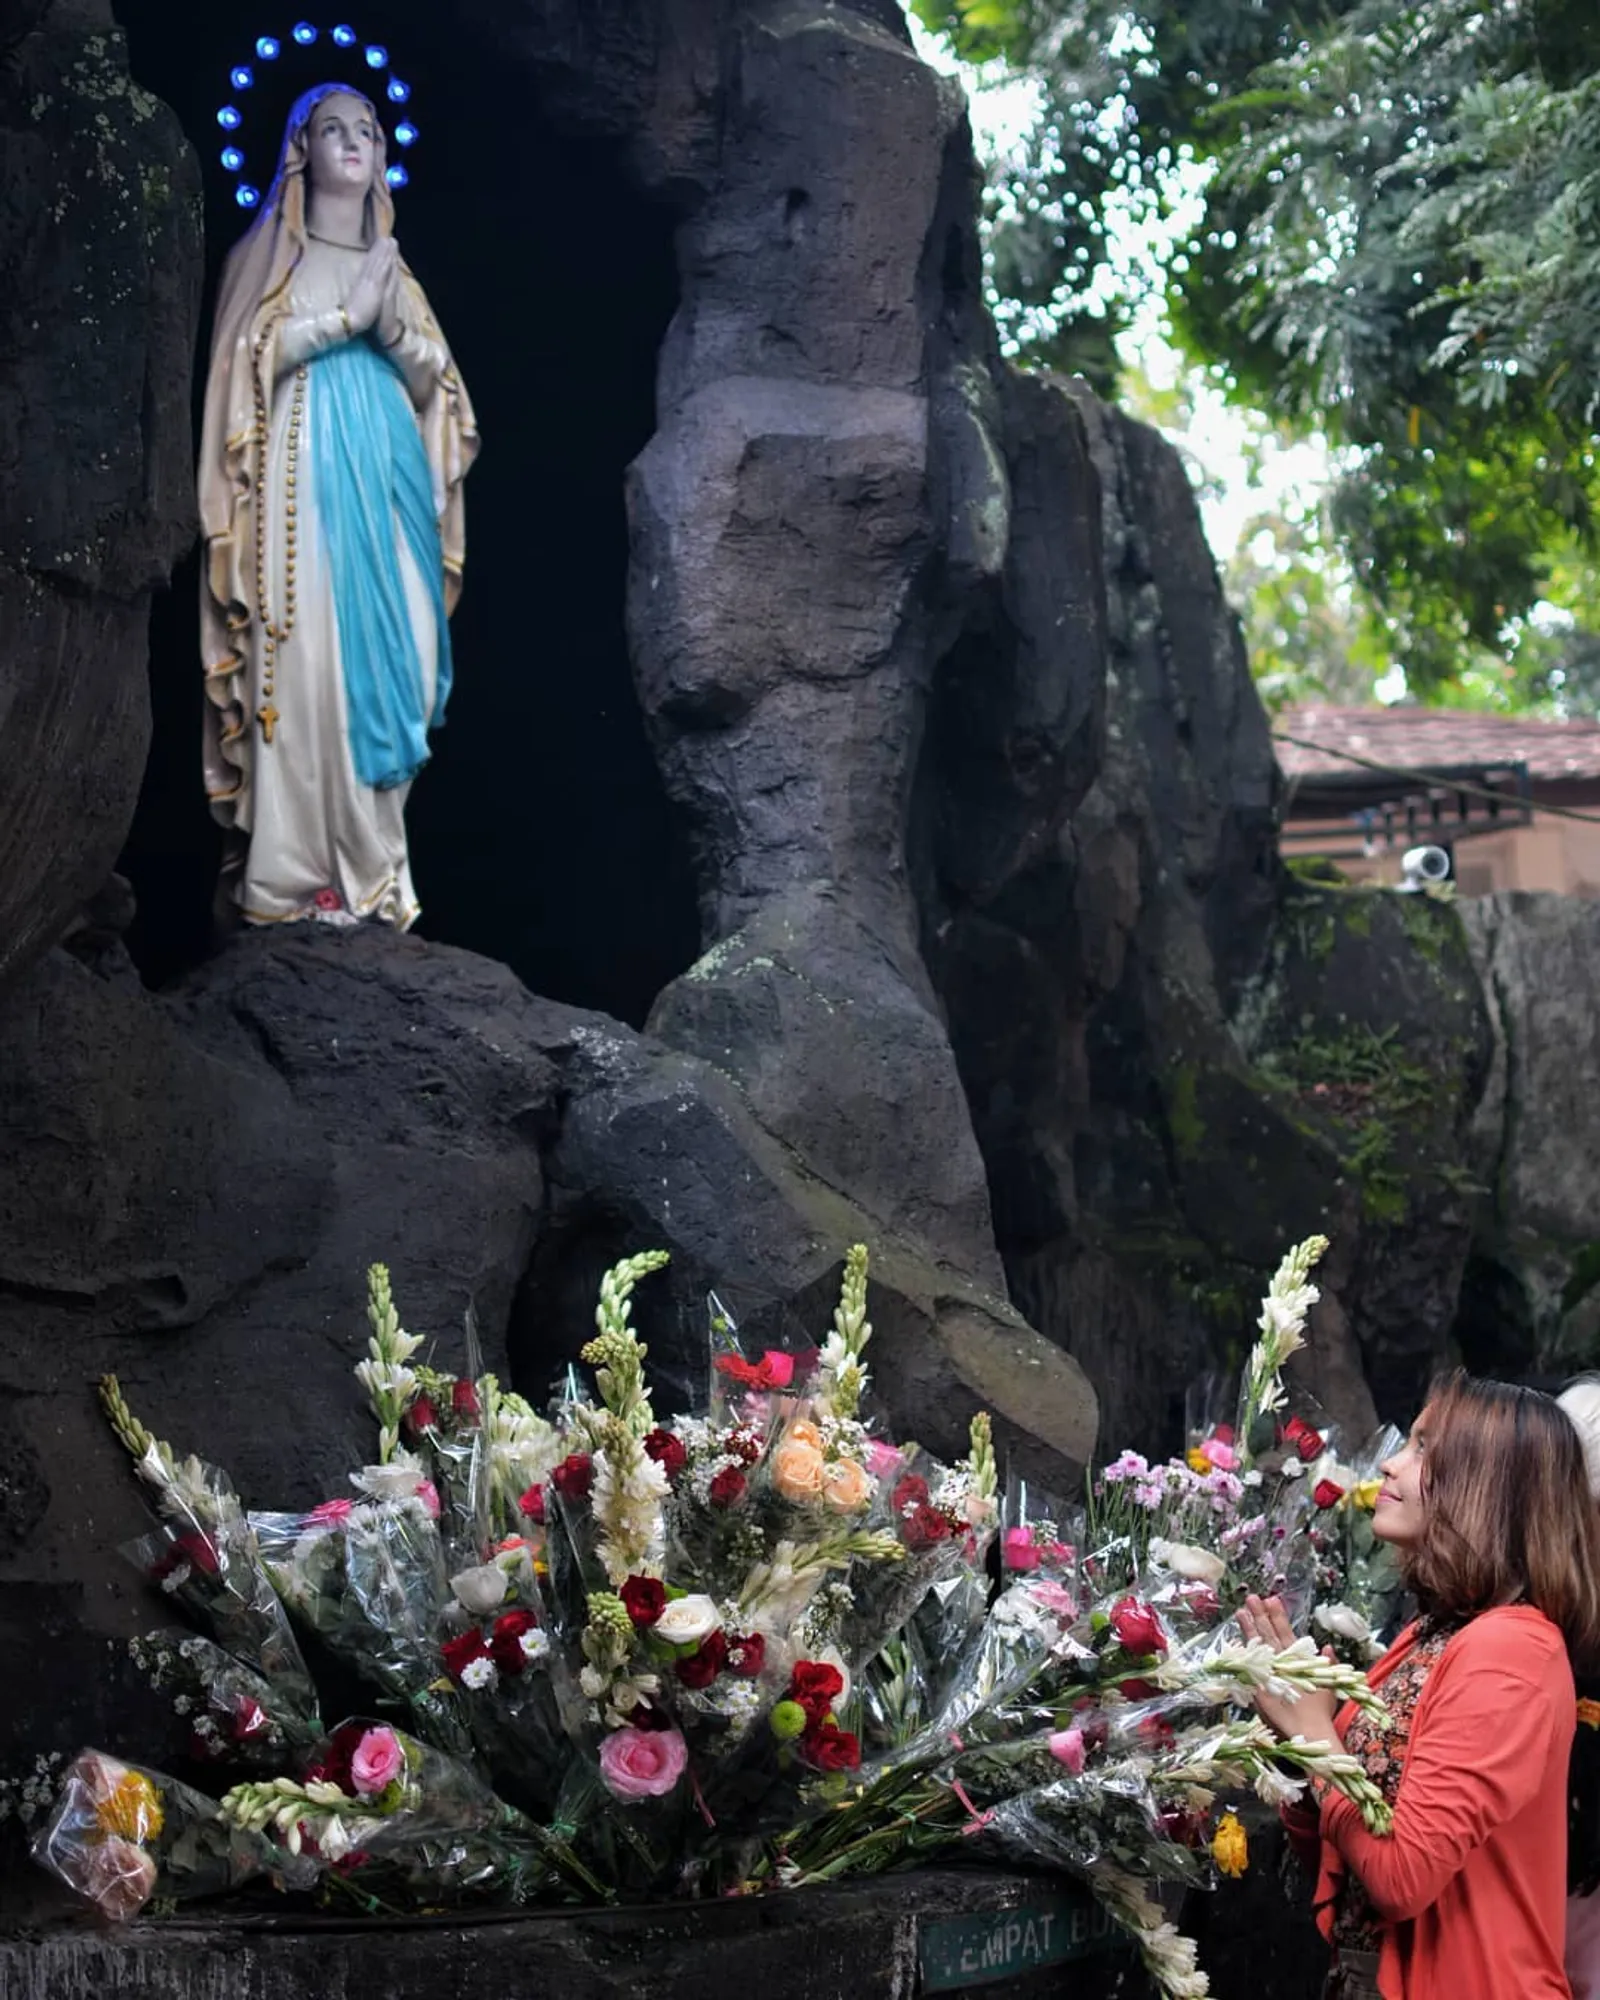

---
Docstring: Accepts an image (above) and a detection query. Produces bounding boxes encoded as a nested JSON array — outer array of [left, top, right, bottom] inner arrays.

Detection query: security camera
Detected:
[[1399, 845, 1451, 892]]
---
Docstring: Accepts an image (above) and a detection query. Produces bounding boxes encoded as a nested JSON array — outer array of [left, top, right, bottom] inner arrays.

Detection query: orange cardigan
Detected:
[[1284, 1605, 1575, 1999]]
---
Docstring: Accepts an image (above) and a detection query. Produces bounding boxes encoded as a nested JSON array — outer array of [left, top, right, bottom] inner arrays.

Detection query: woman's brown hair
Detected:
[[1406, 1369, 1600, 1666]]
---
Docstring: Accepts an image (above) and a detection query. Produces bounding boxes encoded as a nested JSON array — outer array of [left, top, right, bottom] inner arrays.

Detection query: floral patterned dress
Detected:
[[1331, 1618, 1461, 1958]]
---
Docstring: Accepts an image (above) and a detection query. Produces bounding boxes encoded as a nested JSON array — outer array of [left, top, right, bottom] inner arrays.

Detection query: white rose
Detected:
[[450, 1564, 510, 1616], [1148, 1538, 1226, 1585], [1281, 1456, 1306, 1479], [653, 1595, 723, 1646], [1312, 1601, 1372, 1644]]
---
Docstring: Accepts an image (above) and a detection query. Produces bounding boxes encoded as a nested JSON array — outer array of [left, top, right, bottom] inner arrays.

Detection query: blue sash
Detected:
[[309, 338, 451, 791]]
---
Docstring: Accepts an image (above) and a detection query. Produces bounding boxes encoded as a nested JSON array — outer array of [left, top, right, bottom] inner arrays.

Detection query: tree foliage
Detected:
[[917, 0, 1600, 698]]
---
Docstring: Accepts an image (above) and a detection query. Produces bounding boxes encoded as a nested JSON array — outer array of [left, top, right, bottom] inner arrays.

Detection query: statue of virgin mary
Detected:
[[198, 84, 478, 929]]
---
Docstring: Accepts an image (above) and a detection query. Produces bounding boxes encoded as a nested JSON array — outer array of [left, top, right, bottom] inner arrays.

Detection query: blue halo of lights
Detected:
[[214, 25, 423, 205]]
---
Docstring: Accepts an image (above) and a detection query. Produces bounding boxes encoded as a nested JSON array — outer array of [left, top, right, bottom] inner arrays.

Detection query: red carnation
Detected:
[[518, 1483, 546, 1523], [1313, 1478, 1346, 1509], [550, 1453, 593, 1501], [715, 1350, 796, 1390], [727, 1632, 765, 1678], [620, 1574, 668, 1627], [1109, 1596, 1167, 1658], [643, 1428, 688, 1479], [490, 1609, 540, 1676], [405, 1394, 439, 1436], [709, 1465, 747, 1508], [1118, 1676, 1162, 1702], [676, 1630, 729, 1689], [176, 1531, 221, 1576], [442, 1629, 492, 1683], [803, 1721, 861, 1771], [789, 1660, 845, 1718]]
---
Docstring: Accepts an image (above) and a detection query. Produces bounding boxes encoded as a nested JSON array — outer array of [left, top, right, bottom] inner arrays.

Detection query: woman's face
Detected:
[[1373, 1409, 1430, 1548], [306, 94, 377, 195]]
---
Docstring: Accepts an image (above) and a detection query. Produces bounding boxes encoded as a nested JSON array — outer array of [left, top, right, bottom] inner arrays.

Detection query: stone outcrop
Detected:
[[0, 0, 199, 998]]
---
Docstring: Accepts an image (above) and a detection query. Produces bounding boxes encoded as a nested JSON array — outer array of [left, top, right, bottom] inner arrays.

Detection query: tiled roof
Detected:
[[1277, 705, 1600, 785]]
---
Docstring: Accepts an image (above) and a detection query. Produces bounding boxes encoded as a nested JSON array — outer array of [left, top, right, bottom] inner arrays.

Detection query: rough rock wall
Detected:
[[0, 0, 198, 996]]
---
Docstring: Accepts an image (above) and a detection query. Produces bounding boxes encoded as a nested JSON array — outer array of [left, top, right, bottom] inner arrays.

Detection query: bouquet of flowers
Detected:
[[33, 1233, 1394, 2000]]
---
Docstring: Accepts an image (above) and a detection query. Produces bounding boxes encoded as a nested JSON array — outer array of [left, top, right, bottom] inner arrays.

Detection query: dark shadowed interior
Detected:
[[109, 0, 701, 1026]]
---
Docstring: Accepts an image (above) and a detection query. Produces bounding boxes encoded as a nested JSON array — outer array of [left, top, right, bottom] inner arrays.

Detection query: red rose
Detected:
[[1212, 1423, 1235, 1445], [676, 1630, 729, 1689], [312, 1722, 367, 1790], [1285, 1415, 1325, 1462], [803, 1721, 861, 1771], [892, 1475, 931, 1516], [442, 1629, 492, 1683], [451, 1377, 481, 1421], [551, 1453, 593, 1501], [709, 1466, 747, 1508], [518, 1483, 546, 1523], [490, 1609, 540, 1676], [176, 1531, 221, 1576], [789, 1660, 845, 1718], [905, 1504, 952, 1551], [1109, 1596, 1167, 1658], [727, 1632, 765, 1678], [629, 1702, 673, 1732], [643, 1428, 688, 1479], [1313, 1478, 1345, 1509], [405, 1395, 439, 1436], [1117, 1677, 1162, 1701], [1136, 1712, 1177, 1751], [620, 1575, 668, 1627], [231, 1697, 269, 1742]]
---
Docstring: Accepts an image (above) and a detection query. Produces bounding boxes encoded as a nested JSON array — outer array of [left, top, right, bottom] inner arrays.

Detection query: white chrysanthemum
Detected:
[[460, 1656, 499, 1692], [520, 1628, 550, 1663]]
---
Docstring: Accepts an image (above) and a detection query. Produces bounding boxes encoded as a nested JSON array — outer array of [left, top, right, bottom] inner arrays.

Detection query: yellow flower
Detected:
[[94, 1770, 164, 1846], [1348, 1478, 1382, 1512], [1211, 1810, 1248, 1879], [1186, 1448, 1212, 1475], [1577, 1698, 1600, 1730]]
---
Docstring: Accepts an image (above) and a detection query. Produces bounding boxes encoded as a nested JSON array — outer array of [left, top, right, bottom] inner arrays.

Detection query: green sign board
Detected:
[[918, 1889, 1121, 1991]]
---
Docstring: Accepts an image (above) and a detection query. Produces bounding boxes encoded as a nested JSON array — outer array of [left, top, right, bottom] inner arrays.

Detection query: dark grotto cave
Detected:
[[110, 0, 702, 1027]]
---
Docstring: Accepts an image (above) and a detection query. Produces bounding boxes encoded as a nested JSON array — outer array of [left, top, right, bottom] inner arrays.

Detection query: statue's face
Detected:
[[305, 92, 378, 195]]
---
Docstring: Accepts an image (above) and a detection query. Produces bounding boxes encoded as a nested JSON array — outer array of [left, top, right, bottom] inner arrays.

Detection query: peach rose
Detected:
[[787, 1420, 824, 1450], [73, 1836, 159, 1921], [821, 1458, 874, 1513], [772, 1438, 826, 1502]]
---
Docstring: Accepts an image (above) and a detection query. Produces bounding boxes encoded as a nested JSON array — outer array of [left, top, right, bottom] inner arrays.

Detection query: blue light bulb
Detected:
[[292, 21, 318, 43], [385, 163, 408, 188], [364, 43, 387, 67], [236, 184, 261, 208], [217, 105, 243, 129], [231, 65, 253, 89], [394, 120, 417, 146], [386, 77, 410, 102], [332, 24, 356, 45], [255, 35, 280, 59], [221, 145, 244, 170]]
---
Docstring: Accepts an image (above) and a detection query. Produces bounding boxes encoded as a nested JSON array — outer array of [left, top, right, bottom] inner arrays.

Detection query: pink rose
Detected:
[[417, 1480, 441, 1521], [306, 1498, 354, 1527], [1030, 1578, 1078, 1620], [866, 1440, 903, 1478], [349, 1726, 404, 1797], [1048, 1727, 1086, 1775], [598, 1725, 689, 1801], [1198, 1436, 1240, 1471], [1002, 1526, 1041, 1572]]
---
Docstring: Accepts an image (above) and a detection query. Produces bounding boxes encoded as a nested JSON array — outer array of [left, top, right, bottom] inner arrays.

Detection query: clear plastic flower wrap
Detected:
[[127, 1629, 324, 1769], [32, 1748, 316, 1921]]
